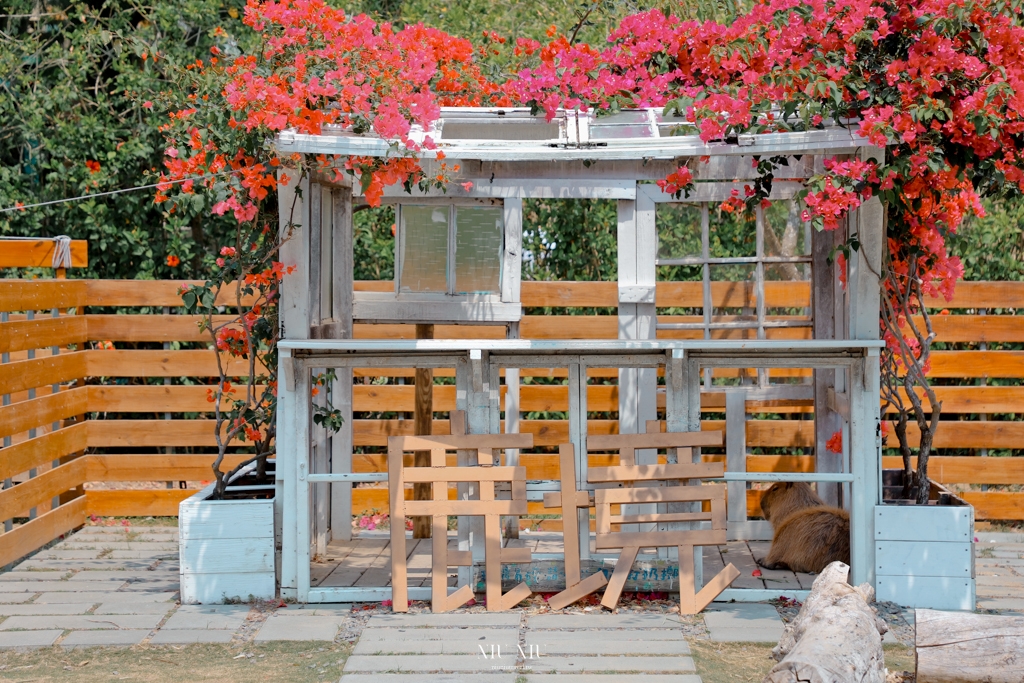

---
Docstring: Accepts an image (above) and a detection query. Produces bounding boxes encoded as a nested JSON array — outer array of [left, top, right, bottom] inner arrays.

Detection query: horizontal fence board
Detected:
[[0, 458, 86, 520], [0, 351, 86, 395], [927, 315, 1024, 343], [961, 491, 1024, 520], [85, 455, 251, 482], [928, 351, 1024, 378], [930, 281, 1024, 309], [86, 420, 238, 448], [0, 497, 87, 568], [0, 387, 87, 440], [87, 315, 235, 343], [0, 281, 88, 313], [85, 489, 195, 517], [0, 317, 87, 354], [0, 423, 87, 482], [0, 240, 88, 269], [87, 385, 239, 413], [85, 280, 255, 308], [86, 349, 258, 378]]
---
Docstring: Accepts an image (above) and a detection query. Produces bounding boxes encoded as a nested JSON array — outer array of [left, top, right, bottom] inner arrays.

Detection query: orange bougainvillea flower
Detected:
[[85, 160, 101, 174], [166, 254, 181, 267], [826, 431, 843, 454]]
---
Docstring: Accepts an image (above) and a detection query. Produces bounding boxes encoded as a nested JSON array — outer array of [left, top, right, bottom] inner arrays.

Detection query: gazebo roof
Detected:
[[276, 107, 869, 162]]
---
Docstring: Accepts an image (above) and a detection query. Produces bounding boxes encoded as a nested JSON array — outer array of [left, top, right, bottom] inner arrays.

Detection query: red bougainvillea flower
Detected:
[[166, 254, 180, 267], [85, 160, 101, 174], [826, 431, 843, 454]]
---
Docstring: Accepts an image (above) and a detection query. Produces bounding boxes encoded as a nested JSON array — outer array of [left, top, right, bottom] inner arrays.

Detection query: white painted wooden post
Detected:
[[277, 166, 309, 600], [294, 363, 313, 602], [812, 224, 845, 507], [568, 359, 590, 560], [725, 389, 747, 525], [330, 185, 354, 541], [665, 349, 702, 585]]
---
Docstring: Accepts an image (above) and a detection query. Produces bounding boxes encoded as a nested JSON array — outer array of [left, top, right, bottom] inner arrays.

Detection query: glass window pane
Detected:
[[454, 206, 503, 294], [656, 204, 704, 261], [400, 205, 449, 293]]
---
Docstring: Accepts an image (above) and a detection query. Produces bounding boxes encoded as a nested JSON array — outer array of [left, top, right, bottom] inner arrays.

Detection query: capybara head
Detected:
[[760, 481, 825, 525]]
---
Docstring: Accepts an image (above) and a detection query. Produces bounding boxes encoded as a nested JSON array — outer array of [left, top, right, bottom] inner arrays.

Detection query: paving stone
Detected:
[[527, 614, 685, 629], [977, 574, 1024, 587], [343, 654, 505, 672], [30, 550, 102, 560], [162, 605, 251, 630], [119, 579, 180, 592], [96, 602, 177, 615], [69, 570, 177, 582], [533, 639, 691, 656], [0, 571, 70, 581], [150, 629, 235, 644], [525, 656, 697, 673], [61, 543, 178, 551], [20, 559, 157, 571], [704, 603, 784, 643], [0, 629, 63, 649], [34, 591, 177, 604], [254, 615, 340, 642], [108, 551, 179, 559], [369, 614, 521, 628], [273, 605, 353, 616], [0, 593, 37, 603], [531, 628, 684, 642], [61, 630, 150, 647], [526, 676, 700, 683], [340, 676, 516, 683], [0, 581, 126, 593], [977, 597, 1024, 612], [360, 627, 517, 642], [0, 603, 96, 616], [0, 614, 163, 630], [354, 639, 520, 655]]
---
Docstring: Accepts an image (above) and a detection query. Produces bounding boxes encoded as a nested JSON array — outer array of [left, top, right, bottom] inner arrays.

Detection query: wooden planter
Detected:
[[874, 471, 975, 611], [179, 481, 275, 604]]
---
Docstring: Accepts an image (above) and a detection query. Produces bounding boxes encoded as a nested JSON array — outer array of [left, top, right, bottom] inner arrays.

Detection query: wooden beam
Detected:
[[0, 458, 86, 519], [0, 240, 88, 268], [85, 489, 194, 517], [413, 323, 434, 539], [0, 423, 87, 481], [0, 497, 87, 568], [0, 280, 88, 313], [0, 386, 87, 440]]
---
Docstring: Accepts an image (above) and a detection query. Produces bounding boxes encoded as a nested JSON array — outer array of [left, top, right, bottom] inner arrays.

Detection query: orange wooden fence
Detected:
[[2, 277, 1023, 566]]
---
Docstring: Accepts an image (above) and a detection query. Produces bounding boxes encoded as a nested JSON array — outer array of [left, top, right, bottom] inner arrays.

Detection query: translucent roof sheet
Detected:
[[277, 108, 869, 161]]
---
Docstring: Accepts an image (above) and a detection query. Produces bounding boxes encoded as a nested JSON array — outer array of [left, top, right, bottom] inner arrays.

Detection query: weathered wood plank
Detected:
[[916, 609, 1024, 683], [84, 454, 250, 482], [0, 316, 87, 354], [0, 386, 87, 439], [0, 423, 88, 481], [85, 349, 258, 377], [0, 240, 88, 269], [0, 497, 87, 568], [0, 352, 87, 395], [0, 458, 86, 519], [85, 489, 194, 517], [0, 280, 88, 313]]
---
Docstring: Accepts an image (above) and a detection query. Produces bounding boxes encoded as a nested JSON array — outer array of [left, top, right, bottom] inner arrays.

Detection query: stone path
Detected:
[[341, 613, 702, 683], [975, 533, 1024, 613]]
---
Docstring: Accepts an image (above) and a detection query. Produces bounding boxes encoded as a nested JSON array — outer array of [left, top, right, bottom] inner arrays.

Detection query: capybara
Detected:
[[756, 482, 851, 574], [759, 481, 825, 525]]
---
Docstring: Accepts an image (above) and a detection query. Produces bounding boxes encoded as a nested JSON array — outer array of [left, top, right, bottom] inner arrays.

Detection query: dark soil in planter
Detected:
[[215, 469, 275, 501], [882, 469, 968, 506]]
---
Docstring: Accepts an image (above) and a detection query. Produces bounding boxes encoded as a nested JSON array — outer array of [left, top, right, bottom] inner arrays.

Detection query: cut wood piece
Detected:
[[916, 609, 1024, 683], [588, 462, 724, 482], [588, 431, 723, 450], [543, 490, 591, 508], [447, 550, 473, 566], [501, 547, 532, 564], [765, 561, 887, 683], [444, 583, 475, 613], [601, 545, 640, 609], [546, 569, 610, 610], [693, 562, 741, 613], [500, 581, 533, 610]]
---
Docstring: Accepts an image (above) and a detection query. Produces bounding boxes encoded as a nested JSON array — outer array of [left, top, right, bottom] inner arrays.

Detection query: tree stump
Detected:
[[916, 608, 1024, 683], [764, 561, 888, 683]]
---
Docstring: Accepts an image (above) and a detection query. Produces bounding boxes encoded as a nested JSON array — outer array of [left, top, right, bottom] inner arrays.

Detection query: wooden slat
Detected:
[[86, 349, 257, 377], [928, 351, 1024, 378], [86, 315, 236, 343], [0, 280, 88, 313], [0, 458, 86, 519], [0, 240, 88, 269], [0, 352, 86, 395], [928, 281, 1024, 309], [86, 420, 238, 447], [87, 385, 242, 413], [0, 317, 87, 354], [927, 315, 1024, 343], [0, 497, 87, 567], [0, 423, 87, 481], [960, 492, 1024, 520], [84, 455, 250, 482], [0, 386, 88, 439], [907, 386, 1024, 414], [515, 281, 812, 308], [85, 489, 194, 517], [85, 280, 256, 308]]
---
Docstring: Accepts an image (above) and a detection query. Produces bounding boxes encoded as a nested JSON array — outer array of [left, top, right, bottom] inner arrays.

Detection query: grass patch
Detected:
[[690, 641, 916, 682], [0, 641, 351, 682]]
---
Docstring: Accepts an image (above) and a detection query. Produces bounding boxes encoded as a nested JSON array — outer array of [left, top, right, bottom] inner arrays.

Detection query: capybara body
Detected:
[[758, 482, 851, 574]]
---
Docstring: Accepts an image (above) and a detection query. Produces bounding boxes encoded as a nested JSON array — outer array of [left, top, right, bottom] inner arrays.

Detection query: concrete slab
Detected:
[[0, 629, 63, 650], [526, 676, 701, 683], [0, 571, 71, 581], [359, 627, 516, 642], [353, 639, 520, 655], [0, 614, 163, 630], [34, 591, 177, 604], [533, 629, 684, 642], [369, 614, 521, 628], [977, 597, 1024, 612], [0, 593, 37, 603], [61, 630, 150, 647], [343, 654, 506, 672], [527, 614, 685, 629], [977, 574, 1024, 587], [20, 559, 157, 571], [119, 580, 181, 592], [69, 571, 176, 581], [96, 602, 177, 615], [62, 542, 178, 551], [0, 603, 96, 616], [272, 605, 353, 616], [535, 640, 691, 656], [150, 629, 235, 644], [31, 550, 103, 560], [254, 615, 340, 642], [340, 676, 516, 683], [0, 581, 127, 592], [161, 605, 251, 630], [704, 603, 784, 643], [108, 551, 179, 560], [705, 626, 783, 643], [513, 656, 697, 673]]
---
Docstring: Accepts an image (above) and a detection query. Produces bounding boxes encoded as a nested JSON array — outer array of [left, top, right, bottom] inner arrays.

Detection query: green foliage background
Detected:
[[2, 0, 1021, 283]]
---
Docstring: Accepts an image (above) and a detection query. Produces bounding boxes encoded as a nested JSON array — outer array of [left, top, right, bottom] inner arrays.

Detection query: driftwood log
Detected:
[[916, 608, 1024, 683], [764, 561, 888, 683]]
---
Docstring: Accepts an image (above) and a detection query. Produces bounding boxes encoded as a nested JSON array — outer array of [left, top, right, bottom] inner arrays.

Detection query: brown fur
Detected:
[[757, 482, 850, 574], [759, 482, 825, 525]]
